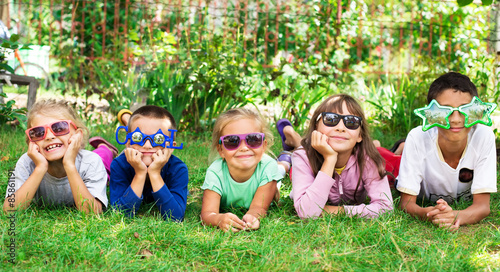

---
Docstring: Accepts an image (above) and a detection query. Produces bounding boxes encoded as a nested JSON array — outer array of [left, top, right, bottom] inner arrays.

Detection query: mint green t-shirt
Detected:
[[201, 154, 283, 209]]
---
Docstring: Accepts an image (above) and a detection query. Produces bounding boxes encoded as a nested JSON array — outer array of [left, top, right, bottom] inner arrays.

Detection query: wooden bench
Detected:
[[0, 73, 39, 109]]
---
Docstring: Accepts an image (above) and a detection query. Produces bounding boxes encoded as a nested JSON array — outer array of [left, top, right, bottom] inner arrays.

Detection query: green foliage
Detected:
[[0, 93, 27, 128]]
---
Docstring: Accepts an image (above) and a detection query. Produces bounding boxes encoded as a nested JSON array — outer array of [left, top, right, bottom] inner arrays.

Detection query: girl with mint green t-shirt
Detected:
[[200, 108, 284, 232]]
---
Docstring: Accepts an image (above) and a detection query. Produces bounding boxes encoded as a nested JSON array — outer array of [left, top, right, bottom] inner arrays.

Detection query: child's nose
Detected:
[[45, 128, 56, 140], [143, 138, 153, 148], [334, 120, 347, 131], [449, 110, 464, 124]]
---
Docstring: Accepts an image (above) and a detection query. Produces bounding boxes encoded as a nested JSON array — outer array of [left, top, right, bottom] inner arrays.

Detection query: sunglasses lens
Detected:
[[323, 113, 340, 127], [425, 107, 449, 126], [344, 116, 361, 129], [245, 133, 263, 148], [460, 104, 484, 124], [131, 132, 143, 143], [153, 134, 165, 145], [222, 135, 241, 150], [51, 121, 70, 135], [28, 127, 46, 141]]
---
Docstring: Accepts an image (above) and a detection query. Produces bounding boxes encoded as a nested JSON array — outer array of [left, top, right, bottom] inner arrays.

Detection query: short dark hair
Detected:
[[128, 105, 177, 131], [427, 72, 478, 103]]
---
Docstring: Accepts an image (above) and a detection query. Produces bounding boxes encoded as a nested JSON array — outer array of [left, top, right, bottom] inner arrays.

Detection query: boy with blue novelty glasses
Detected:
[[110, 105, 188, 221], [397, 72, 497, 230]]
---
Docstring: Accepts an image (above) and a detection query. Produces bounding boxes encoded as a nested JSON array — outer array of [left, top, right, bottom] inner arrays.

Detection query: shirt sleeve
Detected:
[[343, 160, 393, 218], [152, 161, 189, 221], [258, 155, 283, 187], [396, 129, 424, 196], [201, 163, 223, 196], [109, 155, 143, 217], [470, 126, 497, 194], [291, 150, 336, 219], [79, 151, 109, 207]]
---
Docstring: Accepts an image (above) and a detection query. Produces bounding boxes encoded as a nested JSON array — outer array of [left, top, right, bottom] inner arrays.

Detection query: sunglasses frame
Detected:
[[316, 112, 363, 130], [115, 126, 183, 149], [25, 120, 77, 142], [218, 132, 265, 151], [414, 96, 497, 131]]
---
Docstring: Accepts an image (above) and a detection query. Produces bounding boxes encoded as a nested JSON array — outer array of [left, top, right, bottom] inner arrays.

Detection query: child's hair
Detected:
[[301, 94, 386, 201], [128, 105, 177, 132], [26, 99, 89, 148], [427, 72, 478, 103], [210, 107, 274, 160]]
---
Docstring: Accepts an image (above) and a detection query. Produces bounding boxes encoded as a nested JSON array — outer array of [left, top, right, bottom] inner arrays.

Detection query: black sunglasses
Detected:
[[317, 112, 362, 130]]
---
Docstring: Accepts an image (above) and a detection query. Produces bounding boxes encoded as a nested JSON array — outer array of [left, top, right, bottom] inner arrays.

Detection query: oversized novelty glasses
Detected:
[[25, 120, 77, 142], [414, 96, 497, 131], [115, 126, 183, 149], [219, 133, 265, 151], [316, 112, 362, 130]]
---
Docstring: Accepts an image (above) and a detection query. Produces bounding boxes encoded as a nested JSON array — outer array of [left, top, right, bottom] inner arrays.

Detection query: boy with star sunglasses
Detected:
[[397, 72, 497, 230], [109, 105, 188, 221], [201, 108, 284, 232]]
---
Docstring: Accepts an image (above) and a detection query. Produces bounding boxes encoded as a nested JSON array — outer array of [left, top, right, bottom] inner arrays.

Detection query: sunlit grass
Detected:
[[0, 124, 499, 270]]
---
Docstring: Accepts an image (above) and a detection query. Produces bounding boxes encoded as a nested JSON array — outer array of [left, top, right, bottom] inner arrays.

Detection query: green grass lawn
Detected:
[[1, 125, 499, 271]]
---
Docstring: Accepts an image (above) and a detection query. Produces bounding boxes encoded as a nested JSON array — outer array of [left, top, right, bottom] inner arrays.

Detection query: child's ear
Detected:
[[217, 145, 225, 159], [263, 139, 268, 149]]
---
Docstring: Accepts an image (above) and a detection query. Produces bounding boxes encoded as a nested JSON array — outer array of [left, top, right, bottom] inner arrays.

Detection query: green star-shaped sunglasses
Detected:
[[414, 96, 497, 131]]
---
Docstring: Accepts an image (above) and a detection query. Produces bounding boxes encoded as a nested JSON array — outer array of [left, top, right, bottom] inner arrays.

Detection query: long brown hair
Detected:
[[301, 94, 386, 201]]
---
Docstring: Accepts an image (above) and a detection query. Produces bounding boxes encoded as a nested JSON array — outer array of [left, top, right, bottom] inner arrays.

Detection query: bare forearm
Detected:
[[129, 171, 147, 198], [456, 205, 490, 226], [322, 205, 344, 216], [3, 168, 45, 212], [399, 200, 435, 221], [66, 167, 102, 214], [148, 172, 165, 193], [201, 211, 223, 227]]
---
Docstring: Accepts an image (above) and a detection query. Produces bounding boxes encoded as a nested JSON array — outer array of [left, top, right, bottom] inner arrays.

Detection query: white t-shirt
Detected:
[[6, 150, 108, 207], [397, 125, 497, 203]]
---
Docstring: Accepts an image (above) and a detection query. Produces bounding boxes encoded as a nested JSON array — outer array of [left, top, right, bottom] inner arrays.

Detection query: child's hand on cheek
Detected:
[[219, 213, 247, 232], [27, 142, 48, 171], [242, 214, 260, 230], [311, 130, 337, 158], [148, 148, 173, 175], [125, 148, 147, 174], [63, 130, 83, 167]]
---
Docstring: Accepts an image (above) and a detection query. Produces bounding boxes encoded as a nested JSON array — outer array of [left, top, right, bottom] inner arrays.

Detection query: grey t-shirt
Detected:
[[6, 150, 108, 207]]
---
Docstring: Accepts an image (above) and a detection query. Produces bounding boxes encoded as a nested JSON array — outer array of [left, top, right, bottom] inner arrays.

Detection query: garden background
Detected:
[[0, 0, 499, 270]]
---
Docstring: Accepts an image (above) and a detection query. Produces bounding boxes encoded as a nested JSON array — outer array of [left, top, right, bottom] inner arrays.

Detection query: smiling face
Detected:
[[126, 116, 172, 166], [217, 118, 267, 181], [30, 115, 77, 162], [435, 88, 473, 146], [316, 102, 362, 156]]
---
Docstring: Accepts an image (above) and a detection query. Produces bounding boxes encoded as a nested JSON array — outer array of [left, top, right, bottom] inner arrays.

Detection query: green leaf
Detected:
[[457, 0, 474, 6], [481, 0, 493, 5], [0, 63, 15, 73], [10, 34, 19, 42]]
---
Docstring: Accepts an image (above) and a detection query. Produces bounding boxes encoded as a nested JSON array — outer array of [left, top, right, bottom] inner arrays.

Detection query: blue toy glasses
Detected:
[[115, 126, 183, 149]]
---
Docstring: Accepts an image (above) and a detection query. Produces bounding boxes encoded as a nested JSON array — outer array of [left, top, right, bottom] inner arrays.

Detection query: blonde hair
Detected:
[[210, 108, 274, 161], [26, 99, 89, 148]]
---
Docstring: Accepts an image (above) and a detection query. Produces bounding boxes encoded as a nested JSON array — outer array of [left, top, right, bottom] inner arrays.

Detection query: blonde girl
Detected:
[[290, 94, 393, 218], [3, 99, 108, 213], [200, 108, 283, 232]]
